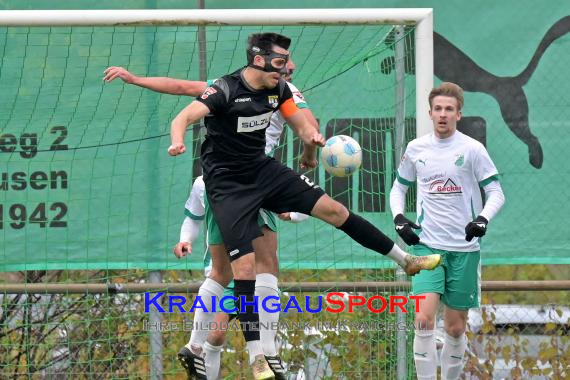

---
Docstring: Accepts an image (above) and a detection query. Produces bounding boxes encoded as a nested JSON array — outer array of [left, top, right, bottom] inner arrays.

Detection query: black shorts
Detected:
[[203, 157, 325, 260]]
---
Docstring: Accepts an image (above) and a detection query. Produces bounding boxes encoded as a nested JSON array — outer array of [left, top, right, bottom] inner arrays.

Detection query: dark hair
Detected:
[[429, 82, 464, 110], [246, 33, 291, 63]]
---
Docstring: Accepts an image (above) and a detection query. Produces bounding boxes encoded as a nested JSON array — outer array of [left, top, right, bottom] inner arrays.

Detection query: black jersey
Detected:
[[196, 68, 293, 172]]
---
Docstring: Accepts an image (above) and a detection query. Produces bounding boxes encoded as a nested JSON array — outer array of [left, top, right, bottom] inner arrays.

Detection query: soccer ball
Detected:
[[321, 135, 362, 177]]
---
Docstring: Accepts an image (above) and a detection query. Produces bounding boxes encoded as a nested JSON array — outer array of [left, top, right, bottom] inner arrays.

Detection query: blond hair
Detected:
[[428, 82, 464, 110]]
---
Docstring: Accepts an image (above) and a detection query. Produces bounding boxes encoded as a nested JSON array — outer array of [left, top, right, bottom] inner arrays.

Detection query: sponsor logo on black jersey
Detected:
[[237, 110, 273, 133], [268, 95, 278, 108], [201, 87, 217, 99]]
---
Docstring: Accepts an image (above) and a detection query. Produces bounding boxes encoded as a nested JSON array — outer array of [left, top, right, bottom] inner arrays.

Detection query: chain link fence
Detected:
[[1, 269, 569, 379]]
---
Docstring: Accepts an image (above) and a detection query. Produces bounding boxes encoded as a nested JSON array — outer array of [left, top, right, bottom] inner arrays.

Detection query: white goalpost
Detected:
[[0, 8, 433, 379]]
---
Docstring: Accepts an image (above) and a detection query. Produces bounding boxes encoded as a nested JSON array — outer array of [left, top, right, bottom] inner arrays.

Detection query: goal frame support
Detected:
[[0, 9, 433, 378]]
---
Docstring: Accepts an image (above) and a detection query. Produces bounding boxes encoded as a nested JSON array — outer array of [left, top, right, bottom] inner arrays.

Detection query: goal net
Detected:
[[0, 9, 432, 379]]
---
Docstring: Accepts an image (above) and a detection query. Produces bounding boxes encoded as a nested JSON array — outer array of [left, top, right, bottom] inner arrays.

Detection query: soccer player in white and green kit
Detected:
[[390, 82, 505, 380]]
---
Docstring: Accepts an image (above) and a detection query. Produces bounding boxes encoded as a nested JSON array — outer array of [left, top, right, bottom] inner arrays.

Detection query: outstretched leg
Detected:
[[309, 194, 441, 275]]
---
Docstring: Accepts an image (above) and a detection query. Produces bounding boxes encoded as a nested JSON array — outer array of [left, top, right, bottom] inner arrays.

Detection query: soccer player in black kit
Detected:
[[169, 32, 441, 380]]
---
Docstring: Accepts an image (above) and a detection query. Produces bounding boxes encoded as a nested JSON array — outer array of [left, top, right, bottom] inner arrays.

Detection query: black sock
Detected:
[[234, 279, 260, 342], [338, 212, 395, 255]]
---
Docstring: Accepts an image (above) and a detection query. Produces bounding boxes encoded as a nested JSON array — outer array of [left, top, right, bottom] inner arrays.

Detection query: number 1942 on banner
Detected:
[[0, 202, 67, 230]]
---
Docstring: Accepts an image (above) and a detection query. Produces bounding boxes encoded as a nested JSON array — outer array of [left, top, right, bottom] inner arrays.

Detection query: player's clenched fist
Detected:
[[311, 132, 326, 147], [168, 143, 186, 156], [464, 215, 488, 241], [173, 242, 192, 258], [300, 151, 318, 169]]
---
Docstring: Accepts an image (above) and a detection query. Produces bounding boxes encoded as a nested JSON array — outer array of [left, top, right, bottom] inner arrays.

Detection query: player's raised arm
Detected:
[[103, 66, 207, 96], [284, 110, 323, 168], [300, 108, 319, 130], [284, 108, 324, 147], [283, 105, 324, 168], [297, 108, 321, 169], [168, 101, 211, 156]]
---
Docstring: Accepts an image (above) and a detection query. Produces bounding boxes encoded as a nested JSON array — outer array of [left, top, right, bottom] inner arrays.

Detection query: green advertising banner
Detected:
[[1, 1, 570, 271]]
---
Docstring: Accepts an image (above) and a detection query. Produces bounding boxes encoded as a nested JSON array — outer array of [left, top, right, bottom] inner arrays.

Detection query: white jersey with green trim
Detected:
[[185, 176, 205, 219], [396, 131, 499, 252], [183, 176, 212, 272]]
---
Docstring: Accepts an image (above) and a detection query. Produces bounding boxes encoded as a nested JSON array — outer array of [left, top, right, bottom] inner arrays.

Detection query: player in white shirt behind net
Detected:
[[104, 60, 311, 380], [390, 82, 505, 380]]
